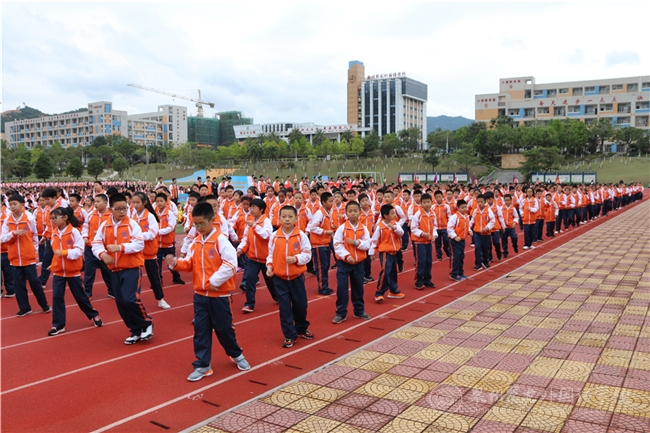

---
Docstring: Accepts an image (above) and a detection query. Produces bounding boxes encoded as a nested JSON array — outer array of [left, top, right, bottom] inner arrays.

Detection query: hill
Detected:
[[427, 115, 473, 132], [1, 106, 86, 133]]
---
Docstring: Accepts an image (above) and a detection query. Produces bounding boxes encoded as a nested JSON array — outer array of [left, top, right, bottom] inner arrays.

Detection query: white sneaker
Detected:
[[523, 246, 530, 250], [140, 324, 154, 341], [530, 245, 536, 249], [158, 299, 171, 309], [554, 231, 558, 234], [231, 354, 251, 371]]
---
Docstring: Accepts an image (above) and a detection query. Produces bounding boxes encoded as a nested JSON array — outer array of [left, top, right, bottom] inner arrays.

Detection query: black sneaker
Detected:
[[497, 254, 502, 261], [331, 264, 337, 269], [93, 316, 103, 327], [398, 264, 404, 273], [474, 266, 482, 271], [107, 293, 115, 299], [503, 253, 508, 258], [298, 330, 315, 340], [16, 309, 32, 317], [42, 306, 52, 314], [513, 248, 519, 253], [282, 338, 295, 348], [318, 288, 333, 296], [424, 282, 436, 288], [239, 283, 246, 291], [307, 269, 317, 276], [332, 316, 346, 324], [48, 327, 65, 336], [354, 312, 371, 320], [415, 282, 425, 290], [483, 263, 490, 269], [3, 292, 15, 298], [173, 279, 186, 285]]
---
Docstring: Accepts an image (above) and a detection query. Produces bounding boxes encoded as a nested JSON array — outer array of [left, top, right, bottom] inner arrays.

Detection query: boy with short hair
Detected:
[[358, 193, 375, 282], [447, 199, 471, 282], [92, 193, 153, 345], [432, 190, 452, 261], [410, 193, 437, 289], [544, 193, 559, 238], [266, 206, 314, 347], [382, 190, 407, 273], [82, 194, 114, 298], [370, 204, 405, 302], [501, 194, 519, 258], [1, 194, 51, 316], [333, 201, 372, 324], [166, 202, 250, 381], [470, 194, 495, 271], [307, 192, 335, 295]]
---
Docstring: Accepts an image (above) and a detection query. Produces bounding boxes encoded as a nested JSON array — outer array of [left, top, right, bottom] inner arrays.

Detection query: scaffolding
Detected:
[[187, 116, 219, 147], [217, 111, 253, 147]]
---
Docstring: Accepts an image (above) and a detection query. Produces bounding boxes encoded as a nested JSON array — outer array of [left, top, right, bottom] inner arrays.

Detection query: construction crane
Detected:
[[127, 84, 215, 117]]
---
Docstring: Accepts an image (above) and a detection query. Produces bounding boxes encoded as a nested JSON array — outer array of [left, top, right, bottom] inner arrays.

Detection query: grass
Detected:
[[561, 156, 650, 184]]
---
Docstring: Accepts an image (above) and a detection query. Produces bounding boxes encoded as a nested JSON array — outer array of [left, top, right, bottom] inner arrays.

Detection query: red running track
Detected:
[[1, 198, 645, 433]]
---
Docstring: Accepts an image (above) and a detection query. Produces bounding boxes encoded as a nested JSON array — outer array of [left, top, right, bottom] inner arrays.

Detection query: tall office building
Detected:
[[347, 61, 365, 126], [348, 61, 428, 146], [475, 76, 650, 129]]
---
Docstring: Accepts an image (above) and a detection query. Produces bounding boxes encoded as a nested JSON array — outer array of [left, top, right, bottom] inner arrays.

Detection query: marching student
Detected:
[[82, 194, 114, 298], [544, 193, 559, 238], [381, 190, 407, 272], [165, 202, 250, 381], [447, 199, 471, 282], [1, 198, 16, 298], [1, 194, 51, 316], [39, 188, 67, 288], [332, 201, 372, 324], [470, 194, 495, 270], [485, 192, 506, 262], [307, 192, 335, 296], [358, 193, 375, 283], [501, 194, 519, 258], [34, 196, 48, 263], [132, 192, 170, 310], [155, 192, 185, 286], [534, 189, 546, 242], [265, 206, 314, 347], [370, 204, 405, 302], [92, 193, 153, 345], [519, 187, 539, 250], [237, 199, 276, 313], [432, 190, 452, 261], [410, 193, 437, 290], [47, 207, 102, 336]]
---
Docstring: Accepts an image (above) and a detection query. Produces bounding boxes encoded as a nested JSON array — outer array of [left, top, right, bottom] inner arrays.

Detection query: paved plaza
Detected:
[[194, 202, 650, 433]]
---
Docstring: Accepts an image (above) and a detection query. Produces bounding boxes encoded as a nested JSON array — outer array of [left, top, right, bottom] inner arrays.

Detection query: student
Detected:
[[132, 192, 169, 310], [485, 192, 506, 262], [82, 194, 114, 298], [358, 193, 375, 283], [534, 189, 545, 242], [519, 187, 539, 249], [165, 202, 250, 381], [370, 204, 405, 302], [1, 198, 16, 298], [544, 193, 559, 238], [237, 199, 276, 313], [155, 192, 185, 286], [432, 190, 452, 261], [410, 193, 437, 290], [39, 188, 66, 287], [382, 190, 407, 272], [332, 201, 372, 324], [92, 193, 153, 345], [501, 194, 519, 258], [447, 199, 471, 282], [470, 194, 495, 270], [48, 207, 102, 335], [1, 194, 51, 316], [307, 192, 335, 295], [265, 206, 314, 347]]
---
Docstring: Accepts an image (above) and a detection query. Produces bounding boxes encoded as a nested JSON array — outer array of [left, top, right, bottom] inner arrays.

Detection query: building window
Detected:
[[568, 106, 581, 113], [643, 82, 650, 89], [573, 87, 583, 95], [559, 88, 569, 94], [534, 90, 545, 96], [524, 109, 535, 117], [600, 104, 612, 112], [554, 107, 565, 116], [617, 117, 630, 125], [627, 83, 638, 92], [538, 107, 550, 114], [584, 86, 596, 93], [612, 84, 623, 91], [547, 89, 557, 97]]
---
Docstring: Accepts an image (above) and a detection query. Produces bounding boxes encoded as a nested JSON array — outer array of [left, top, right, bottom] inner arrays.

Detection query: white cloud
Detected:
[[3, 2, 650, 123]]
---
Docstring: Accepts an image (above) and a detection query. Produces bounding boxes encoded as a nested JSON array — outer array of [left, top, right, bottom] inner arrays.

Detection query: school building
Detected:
[[475, 76, 650, 129]]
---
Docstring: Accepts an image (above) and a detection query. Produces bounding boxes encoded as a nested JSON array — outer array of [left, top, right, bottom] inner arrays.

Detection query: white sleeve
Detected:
[[369, 224, 381, 256], [91, 221, 107, 259], [27, 214, 39, 253], [82, 212, 91, 238], [0, 219, 13, 243], [447, 214, 458, 239], [159, 212, 175, 235], [208, 235, 237, 288], [497, 207, 506, 229], [486, 209, 495, 231], [142, 214, 158, 241], [255, 218, 273, 240], [395, 206, 407, 226], [530, 199, 539, 213], [66, 228, 85, 260], [238, 225, 249, 251], [296, 232, 312, 265], [308, 211, 324, 235], [410, 212, 423, 237], [181, 226, 198, 254], [333, 225, 349, 259], [357, 226, 371, 251], [265, 232, 277, 266], [393, 222, 404, 237]]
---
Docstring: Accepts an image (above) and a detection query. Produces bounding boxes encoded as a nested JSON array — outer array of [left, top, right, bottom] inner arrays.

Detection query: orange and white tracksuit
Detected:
[[91, 217, 145, 271], [238, 215, 273, 263], [1, 212, 39, 266], [308, 208, 334, 248], [50, 224, 84, 277], [333, 221, 371, 264], [410, 209, 438, 244], [266, 227, 312, 279]]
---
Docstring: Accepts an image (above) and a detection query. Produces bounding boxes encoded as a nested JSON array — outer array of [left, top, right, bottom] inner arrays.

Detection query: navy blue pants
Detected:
[[502, 228, 518, 255], [516, 208, 524, 231], [157, 247, 181, 283], [244, 259, 276, 309], [335, 260, 365, 318], [1, 252, 15, 295], [14, 264, 49, 312], [413, 243, 432, 285], [401, 223, 410, 250], [312, 245, 331, 292], [534, 219, 544, 241], [376, 252, 399, 296], [435, 229, 451, 260], [274, 275, 309, 340], [450, 239, 465, 278], [363, 256, 372, 279], [111, 268, 151, 335], [556, 210, 565, 231], [564, 209, 574, 229], [474, 234, 490, 268], [489, 231, 502, 261], [523, 224, 535, 247], [546, 221, 555, 237], [38, 236, 45, 263], [144, 259, 164, 301], [192, 294, 242, 369], [39, 240, 53, 285], [83, 246, 114, 298], [52, 275, 98, 329]]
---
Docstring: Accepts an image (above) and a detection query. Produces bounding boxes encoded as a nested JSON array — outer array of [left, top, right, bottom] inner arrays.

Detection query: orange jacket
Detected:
[[502, 205, 518, 228], [134, 209, 159, 260], [34, 206, 47, 237], [410, 210, 437, 244], [544, 199, 559, 223], [267, 227, 311, 279], [447, 213, 470, 240], [1, 212, 39, 266], [519, 197, 539, 225], [471, 206, 495, 234], [359, 207, 375, 232], [308, 208, 334, 247], [173, 228, 237, 297], [432, 202, 451, 231], [50, 225, 84, 277], [296, 205, 311, 232], [333, 221, 370, 264], [331, 203, 346, 229], [370, 220, 403, 255], [156, 206, 176, 248], [239, 214, 273, 263], [0, 210, 9, 254], [83, 209, 111, 242], [91, 217, 144, 271]]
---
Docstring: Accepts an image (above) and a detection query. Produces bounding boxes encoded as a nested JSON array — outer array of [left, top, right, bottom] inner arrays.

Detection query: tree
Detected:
[[312, 129, 326, 147], [288, 128, 305, 144], [587, 117, 614, 154], [363, 129, 380, 155], [92, 136, 107, 147], [112, 157, 129, 178], [450, 144, 481, 173], [65, 158, 84, 179], [489, 115, 515, 128], [351, 137, 364, 155], [615, 127, 648, 154], [398, 127, 421, 152], [340, 138, 351, 154], [87, 158, 106, 180], [426, 128, 457, 153], [521, 125, 559, 149], [33, 152, 54, 181], [380, 133, 400, 157], [13, 158, 32, 181], [341, 130, 354, 143], [566, 120, 588, 157], [519, 146, 563, 181], [47, 141, 66, 175], [423, 151, 440, 172]]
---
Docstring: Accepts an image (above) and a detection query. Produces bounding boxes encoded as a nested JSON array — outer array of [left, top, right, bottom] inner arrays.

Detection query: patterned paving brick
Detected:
[[196, 202, 650, 433]]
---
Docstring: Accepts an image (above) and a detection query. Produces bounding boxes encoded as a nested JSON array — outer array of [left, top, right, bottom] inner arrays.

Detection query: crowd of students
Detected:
[[0, 176, 644, 381]]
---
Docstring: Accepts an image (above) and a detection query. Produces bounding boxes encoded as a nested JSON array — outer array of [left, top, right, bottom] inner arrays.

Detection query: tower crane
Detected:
[[127, 84, 215, 117]]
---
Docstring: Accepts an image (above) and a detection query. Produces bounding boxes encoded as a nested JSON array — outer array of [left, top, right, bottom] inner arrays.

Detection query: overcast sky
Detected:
[[3, 2, 649, 124]]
